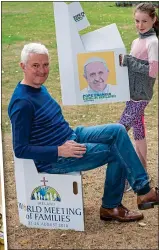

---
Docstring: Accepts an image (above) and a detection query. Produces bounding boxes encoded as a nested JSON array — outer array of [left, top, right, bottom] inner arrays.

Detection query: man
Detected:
[[8, 43, 159, 223], [81, 57, 116, 94]]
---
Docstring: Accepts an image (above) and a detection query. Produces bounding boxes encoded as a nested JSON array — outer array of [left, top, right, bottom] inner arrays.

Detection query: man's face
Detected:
[[20, 53, 49, 88], [85, 61, 109, 92]]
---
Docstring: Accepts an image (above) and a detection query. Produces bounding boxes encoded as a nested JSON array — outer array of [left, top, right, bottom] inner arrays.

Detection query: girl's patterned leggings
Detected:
[[119, 100, 149, 140]]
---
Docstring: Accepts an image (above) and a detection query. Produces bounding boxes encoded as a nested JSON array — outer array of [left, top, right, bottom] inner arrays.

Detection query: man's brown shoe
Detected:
[[137, 187, 159, 210], [100, 204, 144, 222]]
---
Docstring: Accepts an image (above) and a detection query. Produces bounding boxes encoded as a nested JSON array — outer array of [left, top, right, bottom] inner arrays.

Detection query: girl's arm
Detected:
[[122, 39, 158, 78]]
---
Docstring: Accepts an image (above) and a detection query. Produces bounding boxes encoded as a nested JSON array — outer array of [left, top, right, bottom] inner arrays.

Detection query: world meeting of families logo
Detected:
[[17, 177, 82, 227]]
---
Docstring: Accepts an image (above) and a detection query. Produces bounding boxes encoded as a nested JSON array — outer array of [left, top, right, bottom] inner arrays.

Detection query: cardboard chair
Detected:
[[53, 2, 130, 106], [14, 156, 84, 231]]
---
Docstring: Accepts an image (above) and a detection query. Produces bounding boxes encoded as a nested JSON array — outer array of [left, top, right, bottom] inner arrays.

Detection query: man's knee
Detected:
[[110, 123, 127, 133], [103, 123, 127, 140]]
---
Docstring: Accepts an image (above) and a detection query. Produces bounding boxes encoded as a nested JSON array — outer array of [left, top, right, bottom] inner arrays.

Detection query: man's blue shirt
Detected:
[[8, 82, 74, 171]]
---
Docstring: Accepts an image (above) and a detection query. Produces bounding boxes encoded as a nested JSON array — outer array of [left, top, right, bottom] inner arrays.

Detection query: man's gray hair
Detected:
[[21, 43, 49, 64], [83, 57, 109, 78]]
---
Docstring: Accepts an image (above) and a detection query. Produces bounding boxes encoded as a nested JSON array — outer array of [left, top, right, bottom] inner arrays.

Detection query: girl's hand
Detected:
[[119, 54, 123, 66]]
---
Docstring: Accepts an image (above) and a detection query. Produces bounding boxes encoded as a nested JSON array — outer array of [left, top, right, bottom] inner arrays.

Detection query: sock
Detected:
[[137, 183, 151, 196]]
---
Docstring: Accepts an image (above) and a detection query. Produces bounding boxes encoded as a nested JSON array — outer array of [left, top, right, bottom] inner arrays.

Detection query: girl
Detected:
[[119, 3, 159, 191]]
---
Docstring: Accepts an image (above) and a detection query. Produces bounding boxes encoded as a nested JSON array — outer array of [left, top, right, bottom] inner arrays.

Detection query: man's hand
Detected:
[[58, 140, 86, 158]]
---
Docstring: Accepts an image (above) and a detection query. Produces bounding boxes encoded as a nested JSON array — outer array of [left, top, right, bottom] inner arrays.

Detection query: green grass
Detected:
[[2, 1, 158, 134], [2, 33, 25, 44]]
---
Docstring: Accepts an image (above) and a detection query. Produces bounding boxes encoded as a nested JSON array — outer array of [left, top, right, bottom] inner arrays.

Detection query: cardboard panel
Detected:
[[68, 2, 90, 31], [53, 2, 130, 105], [81, 23, 125, 51], [14, 157, 84, 231]]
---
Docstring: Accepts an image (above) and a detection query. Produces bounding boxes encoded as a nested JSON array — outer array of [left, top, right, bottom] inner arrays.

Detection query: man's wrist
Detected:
[[58, 146, 61, 157]]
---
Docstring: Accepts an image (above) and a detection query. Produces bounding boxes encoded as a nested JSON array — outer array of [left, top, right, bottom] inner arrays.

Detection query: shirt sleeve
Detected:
[[123, 55, 150, 75], [123, 39, 158, 78], [10, 99, 58, 162], [147, 39, 158, 78]]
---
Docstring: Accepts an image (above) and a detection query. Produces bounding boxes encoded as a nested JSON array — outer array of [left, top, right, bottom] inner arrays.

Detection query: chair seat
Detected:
[[14, 156, 84, 231]]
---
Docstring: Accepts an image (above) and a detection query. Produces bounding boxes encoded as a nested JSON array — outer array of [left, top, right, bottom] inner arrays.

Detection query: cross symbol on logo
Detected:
[[41, 177, 48, 186]]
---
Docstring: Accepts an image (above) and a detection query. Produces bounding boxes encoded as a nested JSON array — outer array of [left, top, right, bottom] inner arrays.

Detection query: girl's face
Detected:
[[134, 11, 156, 34]]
